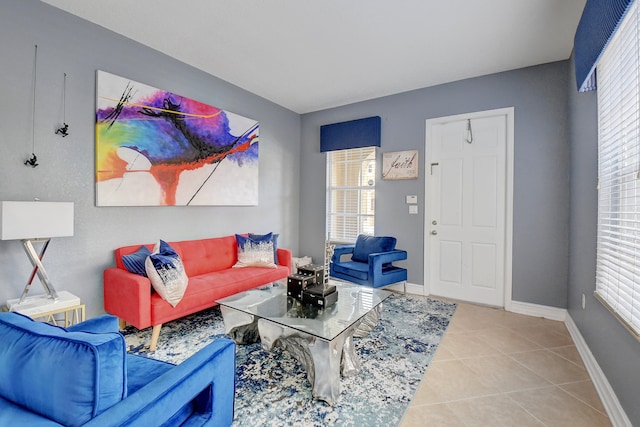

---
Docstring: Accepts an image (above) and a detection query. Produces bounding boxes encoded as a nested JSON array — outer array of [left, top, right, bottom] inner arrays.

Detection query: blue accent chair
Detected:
[[330, 235, 408, 290], [0, 311, 235, 427]]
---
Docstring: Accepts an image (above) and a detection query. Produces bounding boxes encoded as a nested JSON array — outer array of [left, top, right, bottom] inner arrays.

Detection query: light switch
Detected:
[[409, 205, 418, 214], [406, 195, 418, 204]]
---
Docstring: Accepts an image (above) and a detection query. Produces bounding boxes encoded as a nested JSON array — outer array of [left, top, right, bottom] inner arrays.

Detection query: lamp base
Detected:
[[7, 291, 80, 316]]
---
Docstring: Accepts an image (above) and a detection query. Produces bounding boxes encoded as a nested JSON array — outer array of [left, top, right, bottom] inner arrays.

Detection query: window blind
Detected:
[[595, 0, 640, 337], [326, 147, 376, 243]]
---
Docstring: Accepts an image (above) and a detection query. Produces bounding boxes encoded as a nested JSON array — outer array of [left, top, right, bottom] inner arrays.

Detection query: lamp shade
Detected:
[[0, 201, 74, 240]]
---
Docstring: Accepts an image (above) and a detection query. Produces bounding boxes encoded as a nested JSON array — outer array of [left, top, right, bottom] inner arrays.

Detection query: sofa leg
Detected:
[[118, 318, 126, 330], [149, 324, 162, 351]]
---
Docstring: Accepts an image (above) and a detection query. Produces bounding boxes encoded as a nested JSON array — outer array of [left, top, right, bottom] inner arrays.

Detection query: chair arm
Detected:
[[103, 267, 152, 330], [331, 245, 355, 263], [277, 247, 293, 274], [369, 250, 408, 273], [84, 338, 236, 427], [66, 315, 119, 334]]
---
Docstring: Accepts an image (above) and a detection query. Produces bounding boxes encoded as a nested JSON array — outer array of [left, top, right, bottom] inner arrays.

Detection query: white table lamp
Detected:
[[1, 201, 74, 310]]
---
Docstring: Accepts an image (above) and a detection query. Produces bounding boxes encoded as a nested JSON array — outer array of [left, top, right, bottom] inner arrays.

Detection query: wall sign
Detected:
[[382, 150, 418, 180]]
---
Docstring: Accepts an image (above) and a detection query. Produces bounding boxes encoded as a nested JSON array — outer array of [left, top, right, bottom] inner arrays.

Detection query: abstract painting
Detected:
[[95, 71, 259, 206]]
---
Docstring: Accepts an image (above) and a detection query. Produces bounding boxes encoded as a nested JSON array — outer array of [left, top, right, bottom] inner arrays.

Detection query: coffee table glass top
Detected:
[[216, 280, 392, 341]]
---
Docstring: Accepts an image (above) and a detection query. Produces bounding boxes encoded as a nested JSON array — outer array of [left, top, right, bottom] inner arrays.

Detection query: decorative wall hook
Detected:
[[55, 72, 69, 137], [55, 123, 69, 137], [24, 153, 38, 168], [25, 44, 39, 168], [466, 119, 473, 144]]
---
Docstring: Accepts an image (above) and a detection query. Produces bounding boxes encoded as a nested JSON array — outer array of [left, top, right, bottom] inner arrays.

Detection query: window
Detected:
[[326, 147, 376, 243], [595, 0, 640, 338]]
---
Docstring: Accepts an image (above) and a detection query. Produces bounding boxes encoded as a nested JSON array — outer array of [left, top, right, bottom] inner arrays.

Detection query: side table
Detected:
[[4, 290, 85, 327]]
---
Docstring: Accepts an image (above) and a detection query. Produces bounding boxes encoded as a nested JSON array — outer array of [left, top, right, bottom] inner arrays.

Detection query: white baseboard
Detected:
[[508, 300, 567, 321], [508, 301, 630, 425], [413, 295, 629, 425], [387, 282, 424, 295], [414, 293, 630, 424], [564, 315, 632, 427]]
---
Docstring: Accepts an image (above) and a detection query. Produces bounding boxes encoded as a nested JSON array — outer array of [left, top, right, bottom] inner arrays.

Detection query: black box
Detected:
[[301, 284, 338, 308], [304, 284, 336, 296], [287, 274, 316, 299], [297, 264, 325, 285]]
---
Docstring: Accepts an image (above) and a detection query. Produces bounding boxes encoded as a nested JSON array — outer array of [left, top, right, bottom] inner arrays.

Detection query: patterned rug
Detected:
[[122, 293, 456, 427]]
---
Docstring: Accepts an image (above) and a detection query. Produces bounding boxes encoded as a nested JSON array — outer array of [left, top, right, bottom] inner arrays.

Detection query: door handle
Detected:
[[431, 230, 438, 235]]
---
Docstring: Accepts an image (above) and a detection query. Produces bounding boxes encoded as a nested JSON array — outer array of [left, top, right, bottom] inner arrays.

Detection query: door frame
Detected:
[[424, 107, 514, 309]]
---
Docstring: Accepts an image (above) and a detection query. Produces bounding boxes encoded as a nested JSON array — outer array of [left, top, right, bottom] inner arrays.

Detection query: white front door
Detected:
[[425, 109, 512, 307]]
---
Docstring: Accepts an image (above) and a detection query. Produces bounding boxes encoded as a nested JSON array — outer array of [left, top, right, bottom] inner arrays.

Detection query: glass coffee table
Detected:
[[216, 280, 391, 404]]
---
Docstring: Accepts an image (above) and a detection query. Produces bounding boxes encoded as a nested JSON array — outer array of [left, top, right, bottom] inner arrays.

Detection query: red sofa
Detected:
[[103, 234, 292, 350]]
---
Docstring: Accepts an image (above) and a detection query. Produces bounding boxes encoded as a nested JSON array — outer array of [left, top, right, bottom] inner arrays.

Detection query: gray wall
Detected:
[[0, 0, 301, 318], [2, 1, 638, 423], [567, 55, 640, 425], [300, 61, 570, 308]]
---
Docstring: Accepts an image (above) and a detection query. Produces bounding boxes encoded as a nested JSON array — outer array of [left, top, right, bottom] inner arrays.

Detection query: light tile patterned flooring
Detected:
[[400, 301, 612, 427]]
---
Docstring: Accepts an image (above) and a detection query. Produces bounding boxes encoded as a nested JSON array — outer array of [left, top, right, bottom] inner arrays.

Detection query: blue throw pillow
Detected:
[[352, 235, 397, 263], [122, 245, 151, 277], [145, 240, 188, 307], [234, 233, 277, 268], [248, 232, 279, 264]]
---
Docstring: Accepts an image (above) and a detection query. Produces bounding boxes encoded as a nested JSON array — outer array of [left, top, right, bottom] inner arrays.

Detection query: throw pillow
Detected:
[[248, 232, 279, 264], [122, 245, 151, 277], [352, 235, 397, 263], [233, 233, 277, 268], [145, 240, 188, 307]]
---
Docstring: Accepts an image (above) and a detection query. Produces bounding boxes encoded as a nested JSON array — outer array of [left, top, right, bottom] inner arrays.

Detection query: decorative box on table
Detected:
[[287, 274, 316, 299], [297, 264, 325, 285], [301, 284, 338, 308]]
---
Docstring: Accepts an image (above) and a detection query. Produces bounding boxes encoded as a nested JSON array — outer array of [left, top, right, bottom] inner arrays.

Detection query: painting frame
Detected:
[[95, 70, 259, 207], [382, 150, 418, 180]]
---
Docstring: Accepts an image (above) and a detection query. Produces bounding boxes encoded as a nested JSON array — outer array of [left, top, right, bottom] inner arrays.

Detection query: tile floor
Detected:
[[400, 300, 612, 427]]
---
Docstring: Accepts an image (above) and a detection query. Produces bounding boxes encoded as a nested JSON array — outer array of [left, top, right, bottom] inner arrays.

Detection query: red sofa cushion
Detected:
[[173, 236, 238, 277], [114, 236, 238, 277]]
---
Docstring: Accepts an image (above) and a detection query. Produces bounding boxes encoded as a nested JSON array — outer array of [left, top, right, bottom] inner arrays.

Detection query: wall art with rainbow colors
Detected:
[[95, 70, 259, 206]]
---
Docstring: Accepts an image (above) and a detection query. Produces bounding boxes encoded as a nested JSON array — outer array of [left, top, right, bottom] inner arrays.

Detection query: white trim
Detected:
[[424, 107, 514, 308], [387, 282, 425, 295], [505, 303, 631, 426], [565, 315, 632, 427], [503, 108, 514, 311], [508, 300, 567, 321]]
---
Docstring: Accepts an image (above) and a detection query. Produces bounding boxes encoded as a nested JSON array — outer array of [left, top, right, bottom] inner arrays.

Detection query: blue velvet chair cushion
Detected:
[[0, 395, 64, 426], [332, 261, 369, 280], [126, 354, 194, 426], [0, 312, 127, 427], [351, 235, 396, 263]]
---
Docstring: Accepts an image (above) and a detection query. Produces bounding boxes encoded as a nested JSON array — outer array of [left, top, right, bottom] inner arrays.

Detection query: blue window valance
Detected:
[[574, 0, 634, 91], [320, 116, 381, 152]]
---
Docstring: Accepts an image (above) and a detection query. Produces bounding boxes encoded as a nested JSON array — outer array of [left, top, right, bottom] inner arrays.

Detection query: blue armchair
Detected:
[[0, 312, 235, 427], [330, 235, 408, 290]]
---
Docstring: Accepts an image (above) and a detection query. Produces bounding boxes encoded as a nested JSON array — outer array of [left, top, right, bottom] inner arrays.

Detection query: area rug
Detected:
[[122, 293, 456, 427]]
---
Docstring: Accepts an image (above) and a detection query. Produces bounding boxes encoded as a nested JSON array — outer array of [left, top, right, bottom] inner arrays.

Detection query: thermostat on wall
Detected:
[[406, 195, 418, 204]]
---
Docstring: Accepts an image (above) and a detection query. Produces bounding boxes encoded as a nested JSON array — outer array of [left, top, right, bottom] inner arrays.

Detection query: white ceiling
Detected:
[[41, 0, 586, 114]]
